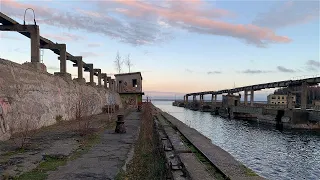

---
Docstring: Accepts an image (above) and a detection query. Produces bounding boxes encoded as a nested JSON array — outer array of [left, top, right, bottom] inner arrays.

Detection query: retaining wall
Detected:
[[0, 58, 122, 141]]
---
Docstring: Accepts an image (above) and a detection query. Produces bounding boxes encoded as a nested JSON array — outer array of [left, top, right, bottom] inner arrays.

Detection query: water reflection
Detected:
[[154, 101, 320, 180]]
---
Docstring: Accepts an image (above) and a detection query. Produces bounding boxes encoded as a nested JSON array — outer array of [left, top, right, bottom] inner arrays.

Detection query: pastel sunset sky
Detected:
[[0, 0, 319, 99]]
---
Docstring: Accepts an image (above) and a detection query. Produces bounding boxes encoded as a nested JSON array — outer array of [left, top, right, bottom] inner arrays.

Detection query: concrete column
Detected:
[[211, 94, 214, 109], [111, 79, 115, 91], [193, 95, 196, 102], [102, 73, 107, 88], [30, 26, 40, 63], [59, 44, 67, 73], [287, 93, 294, 109], [77, 57, 83, 79], [301, 82, 308, 110], [89, 65, 94, 84], [250, 90, 254, 107], [186, 95, 188, 104], [244, 90, 248, 106], [107, 77, 111, 89], [214, 94, 217, 104], [94, 69, 102, 86]]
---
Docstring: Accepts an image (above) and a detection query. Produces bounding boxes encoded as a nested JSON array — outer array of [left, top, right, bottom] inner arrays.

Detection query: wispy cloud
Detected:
[[42, 32, 84, 42], [47, 66, 60, 71], [277, 66, 296, 73], [306, 60, 320, 72], [87, 43, 102, 47], [241, 69, 273, 74], [253, 1, 320, 29], [185, 69, 193, 73], [2, 0, 291, 47], [80, 52, 101, 58], [207, 71, 222, 74]]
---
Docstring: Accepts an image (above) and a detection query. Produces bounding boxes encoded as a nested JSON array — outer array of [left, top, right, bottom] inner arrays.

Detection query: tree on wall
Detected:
[[125, 54, 133, 73], [114, 51, 123, 74]]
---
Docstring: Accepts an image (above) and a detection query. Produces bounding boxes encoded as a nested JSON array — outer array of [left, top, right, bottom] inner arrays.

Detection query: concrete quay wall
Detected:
[[157, 108, 265, 180], [0, 58, 122, 141]]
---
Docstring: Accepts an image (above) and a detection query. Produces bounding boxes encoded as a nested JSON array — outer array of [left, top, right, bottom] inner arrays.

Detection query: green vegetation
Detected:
[[2, 148, 26, 157], [15, 132, 101, 180], [70, 133, 100, 161], [123, 104, 166, 180], [241, 165, 258, 176], [55, 115, 63, 123], [15, 156, 67, 180]]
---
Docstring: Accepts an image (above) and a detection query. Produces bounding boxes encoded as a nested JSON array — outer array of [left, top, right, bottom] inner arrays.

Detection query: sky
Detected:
[[0, 0, 319, 100]]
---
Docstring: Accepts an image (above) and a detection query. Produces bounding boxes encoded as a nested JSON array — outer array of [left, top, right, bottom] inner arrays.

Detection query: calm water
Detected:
[[154, 101, 320, 180]]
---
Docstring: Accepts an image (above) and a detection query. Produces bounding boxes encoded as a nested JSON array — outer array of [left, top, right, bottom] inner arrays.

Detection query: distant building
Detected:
[[267, 94, 296, 105], [222, 94, 241, 108], [114, 72, 144, 108]]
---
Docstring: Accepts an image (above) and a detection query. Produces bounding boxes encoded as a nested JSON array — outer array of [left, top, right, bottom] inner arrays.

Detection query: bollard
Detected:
[[115, 114, 126, 133]]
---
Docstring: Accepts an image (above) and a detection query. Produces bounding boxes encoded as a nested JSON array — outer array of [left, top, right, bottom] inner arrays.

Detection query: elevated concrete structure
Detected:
[[0, 12, 101, 81]]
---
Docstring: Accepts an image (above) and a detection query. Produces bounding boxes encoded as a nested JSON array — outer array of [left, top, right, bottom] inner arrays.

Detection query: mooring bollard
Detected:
[[115, 114, 126, 133]]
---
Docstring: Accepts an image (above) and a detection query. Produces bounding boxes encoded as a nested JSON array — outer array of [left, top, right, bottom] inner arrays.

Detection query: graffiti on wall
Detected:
[[0, 97, 11, 134], [121, 81, 139, 93], [121, 95, 137, 109]]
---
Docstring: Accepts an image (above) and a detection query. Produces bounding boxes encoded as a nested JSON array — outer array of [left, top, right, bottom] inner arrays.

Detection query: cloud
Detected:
[[2, 0, 291, 47], [47, 66, 60, 71], [80, 52, 101, 58], [277, 66, 296, 73], [241, 69, 272, 74], [253, 1, 320, 29], [207, 71, 221, 74], [306, 60, 320, 72], [87, 43, 102, 47], [185, 69, 193, 73], [42, 32, 84, 42]]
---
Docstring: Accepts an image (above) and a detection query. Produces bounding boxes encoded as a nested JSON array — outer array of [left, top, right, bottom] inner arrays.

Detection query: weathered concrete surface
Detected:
[[155, 111, 214, 180], [0, 58, 122, 141], [161, 112, 265, 180], [47, 112, 141, 180]]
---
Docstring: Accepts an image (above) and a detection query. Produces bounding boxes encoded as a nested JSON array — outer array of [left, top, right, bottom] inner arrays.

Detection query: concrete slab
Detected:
[[161, 112, 265, 180]]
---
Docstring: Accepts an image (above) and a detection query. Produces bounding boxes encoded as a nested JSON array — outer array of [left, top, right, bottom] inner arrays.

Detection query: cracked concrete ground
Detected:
[[0, 112, 124, 179], [47, 112, 141, 180]]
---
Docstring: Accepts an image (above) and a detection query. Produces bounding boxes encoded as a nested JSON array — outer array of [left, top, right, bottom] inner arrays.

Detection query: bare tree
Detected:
[[125, 54, 133, 73], [114, 51, 123, 74]]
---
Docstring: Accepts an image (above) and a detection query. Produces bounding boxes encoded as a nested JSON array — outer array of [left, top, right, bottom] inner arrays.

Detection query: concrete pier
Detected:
[[73, 56, 86, 84]]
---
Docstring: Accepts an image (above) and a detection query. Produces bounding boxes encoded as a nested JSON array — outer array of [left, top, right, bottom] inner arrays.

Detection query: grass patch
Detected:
[[114, 169, 126, 180], [15, 132, 101, 180], [55, 115, 63, 123], [70, 133, 101, 161], [2, 148, 26, 157], [241, 165, 258, 176], [124, 103, 167, 180], [15, 156, 67, 180]]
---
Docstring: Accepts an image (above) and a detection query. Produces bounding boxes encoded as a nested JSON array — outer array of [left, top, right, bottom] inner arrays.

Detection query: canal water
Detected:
[[154, 101, 320, 180]]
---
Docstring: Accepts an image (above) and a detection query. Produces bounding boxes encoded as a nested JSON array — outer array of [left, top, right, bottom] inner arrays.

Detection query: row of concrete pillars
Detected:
[[1, 23, 116, 90], [183, 82, 309, 110], [184, 90, 255, 107]]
